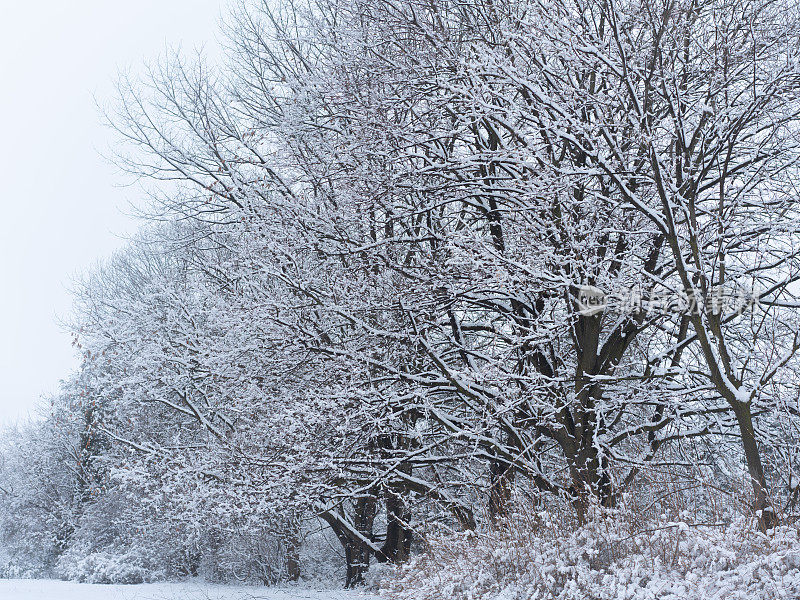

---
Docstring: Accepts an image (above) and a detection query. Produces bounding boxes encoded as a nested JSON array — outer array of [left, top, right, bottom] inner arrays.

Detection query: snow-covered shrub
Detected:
[[297, 523, 346, 586], [53, 483, 202, 584], [381, 511, 800, 600], [195, 525, 287, 585], [0, 417, 86, 579], [56, 549, 158, 584]]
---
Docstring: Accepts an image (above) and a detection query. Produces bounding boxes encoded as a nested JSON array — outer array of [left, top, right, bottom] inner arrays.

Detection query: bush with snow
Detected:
[[56, 549, 158, 585], [380, 512, 800, 600]]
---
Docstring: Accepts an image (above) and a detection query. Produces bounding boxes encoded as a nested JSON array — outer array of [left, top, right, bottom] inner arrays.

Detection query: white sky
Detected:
[[0, 1, 224, 425]]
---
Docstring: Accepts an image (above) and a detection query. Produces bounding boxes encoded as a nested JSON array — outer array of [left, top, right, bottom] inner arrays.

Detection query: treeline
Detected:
[[4, 0, 800, 587]]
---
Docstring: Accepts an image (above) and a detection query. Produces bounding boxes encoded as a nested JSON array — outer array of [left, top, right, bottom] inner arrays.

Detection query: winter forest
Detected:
[[4, 0, 800, 597]]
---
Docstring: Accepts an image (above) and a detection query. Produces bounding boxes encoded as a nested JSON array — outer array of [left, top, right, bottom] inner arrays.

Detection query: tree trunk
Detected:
[[567, 441, 614, 524], [320, 494, 378, 588], [377, 493, 412, 563], [734, 402, 777, 531], [489, 456, 514, 523], [344, 495, 377, 587], [344, 542, 367, 588], [285, 532, 301, 582]]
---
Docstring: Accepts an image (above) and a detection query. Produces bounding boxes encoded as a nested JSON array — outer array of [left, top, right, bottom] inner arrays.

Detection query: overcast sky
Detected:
[[0, 1, 224, 425]]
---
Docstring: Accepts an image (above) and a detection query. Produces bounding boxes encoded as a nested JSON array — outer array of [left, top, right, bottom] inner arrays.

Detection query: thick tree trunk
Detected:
[[567, 309, 615, 522], [344, 495, 377, 587], [734, 402, 777, 531], [488, 456, 514, 523], [377, 493, 412, 563], [344, 542, 367, 588], [285, 532, 301, 582], [567, 441, 614, 524], [320, 494, 378, 588]]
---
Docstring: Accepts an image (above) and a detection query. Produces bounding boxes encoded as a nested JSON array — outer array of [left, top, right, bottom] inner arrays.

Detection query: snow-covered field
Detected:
[[0, 580, 378, 600]]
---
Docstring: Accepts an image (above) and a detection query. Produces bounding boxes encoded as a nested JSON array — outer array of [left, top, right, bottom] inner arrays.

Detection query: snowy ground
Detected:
[[0, 580, 379, 600]]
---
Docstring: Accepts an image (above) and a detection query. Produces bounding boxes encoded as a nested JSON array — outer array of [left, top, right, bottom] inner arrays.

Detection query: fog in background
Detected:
[[0, 1, 223, 424]]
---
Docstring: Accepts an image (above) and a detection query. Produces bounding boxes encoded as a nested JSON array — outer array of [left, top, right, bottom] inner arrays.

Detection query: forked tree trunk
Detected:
[[320, 494, 378, 588]]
